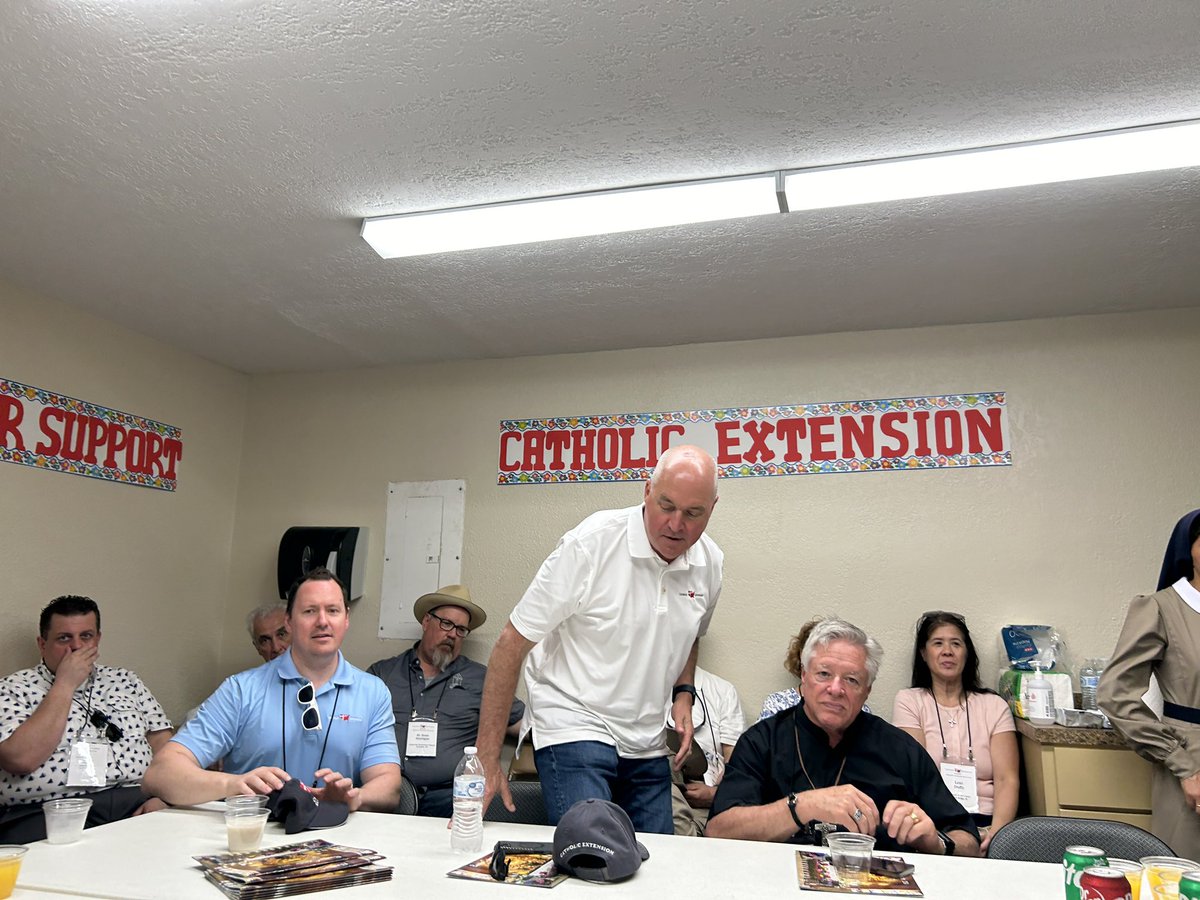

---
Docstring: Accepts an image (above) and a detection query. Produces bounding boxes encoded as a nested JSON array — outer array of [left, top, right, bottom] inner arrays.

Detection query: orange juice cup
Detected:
[[0, 846, 28, 900], [1107, 858, 1144, 900], [1140, 857, 1200, 900]]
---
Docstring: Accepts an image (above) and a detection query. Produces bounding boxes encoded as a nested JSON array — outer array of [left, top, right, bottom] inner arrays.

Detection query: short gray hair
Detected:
[[245, 602, 287, 639], [800, 617, 883, 687], [649, 445, 719, 498]]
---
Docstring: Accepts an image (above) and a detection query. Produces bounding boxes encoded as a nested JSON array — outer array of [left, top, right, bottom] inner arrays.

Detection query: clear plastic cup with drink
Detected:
[[0, 846, 28, 900], [1140, 856, 1200, 900], [1107, 858, 1145, 900], [826, 832, 875, 885], [42, 797, 92, 844], [224, 807, 270, 853]]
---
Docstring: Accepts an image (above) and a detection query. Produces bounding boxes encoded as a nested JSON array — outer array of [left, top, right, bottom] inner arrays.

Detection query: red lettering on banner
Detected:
[[143, 432, 164, 475], [0, 395, 24, 450], [777, 419, 805, 462], [714, 421, 741, 465], [842, 415, 875, 458], [572, 429, 596, 471], [809, 416, 836, 461], [644, 426, 661, 467], [934, 410, 963, 455], [126, 429, 146, 473], [880, 412, 908, 458], [499, 432, 520, 472], [660, 424, 685, 453], [522, 430, 547, 471], [965, 408, 1003, 453], [83, 416, 109, 465], [618, 427, 646, 469], [104, 425, 128, 469], [60, 412, 88, 462], [912, 411, 932, 457], [545, 430, 571, 470], [596, 428, 619, 469], [160, 439, 183, 480], [35, 407, 66, 456], [742, 421, 775, 463]]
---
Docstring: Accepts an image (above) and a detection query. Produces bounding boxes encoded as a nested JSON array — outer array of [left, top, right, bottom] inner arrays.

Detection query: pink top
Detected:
[[891, 688, 1015, 815]]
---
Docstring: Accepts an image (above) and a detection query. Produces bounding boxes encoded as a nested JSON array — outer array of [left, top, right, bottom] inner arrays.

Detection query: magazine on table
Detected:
[[193, 839, 391, 899], [795, 851, 924, 896], [447, 850, 567, 888]]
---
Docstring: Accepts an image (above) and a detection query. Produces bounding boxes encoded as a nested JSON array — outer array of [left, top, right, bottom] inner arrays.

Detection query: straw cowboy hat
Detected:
[[413, 584, 487, 630]]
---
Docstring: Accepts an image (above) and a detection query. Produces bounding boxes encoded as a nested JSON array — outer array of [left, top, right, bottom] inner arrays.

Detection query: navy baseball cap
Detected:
[[553, 799, 650, 882], [265, 779, 349, 834]]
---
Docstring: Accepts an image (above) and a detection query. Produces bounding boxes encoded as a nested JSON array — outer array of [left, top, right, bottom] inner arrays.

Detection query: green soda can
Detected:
[[1064, 846, 1108, 900], [1180, 870, 1200, 900]]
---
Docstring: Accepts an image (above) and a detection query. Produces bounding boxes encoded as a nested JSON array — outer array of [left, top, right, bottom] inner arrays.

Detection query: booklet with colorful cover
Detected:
[[795, 851, 924, 896], [193, 839, 391, 899], [447, 850, 567, 889]]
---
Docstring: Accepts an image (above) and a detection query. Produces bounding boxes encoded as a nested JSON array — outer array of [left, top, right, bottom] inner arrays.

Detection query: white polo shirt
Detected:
[[512, 504, 723, 758]]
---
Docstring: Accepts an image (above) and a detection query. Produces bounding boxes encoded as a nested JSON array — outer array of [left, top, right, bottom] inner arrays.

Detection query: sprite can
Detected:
[[1180, 871, 1200, 900], [1065, 846, 1108, 900]]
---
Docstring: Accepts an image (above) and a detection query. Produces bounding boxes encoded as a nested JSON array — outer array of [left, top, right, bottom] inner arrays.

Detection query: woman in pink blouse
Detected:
[[892, 611, 1018, 852]]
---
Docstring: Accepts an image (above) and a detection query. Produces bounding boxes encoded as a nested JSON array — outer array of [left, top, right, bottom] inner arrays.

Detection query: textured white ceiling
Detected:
[[1, 0, 1198, 374]]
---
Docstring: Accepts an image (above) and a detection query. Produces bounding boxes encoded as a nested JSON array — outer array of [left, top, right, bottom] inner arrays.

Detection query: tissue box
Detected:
[[997, 668, 1074, 719]]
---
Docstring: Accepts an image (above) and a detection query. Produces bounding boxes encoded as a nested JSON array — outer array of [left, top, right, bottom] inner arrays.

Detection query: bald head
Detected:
[[642, 445, 719, 562]]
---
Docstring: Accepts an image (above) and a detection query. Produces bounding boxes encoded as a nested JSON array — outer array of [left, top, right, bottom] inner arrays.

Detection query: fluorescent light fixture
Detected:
[[361, 173, 781, 259], [784, 119, 1200, 211]]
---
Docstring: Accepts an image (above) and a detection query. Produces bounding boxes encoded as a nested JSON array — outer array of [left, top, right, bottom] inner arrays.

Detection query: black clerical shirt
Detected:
[[710, 701, 978, 850]]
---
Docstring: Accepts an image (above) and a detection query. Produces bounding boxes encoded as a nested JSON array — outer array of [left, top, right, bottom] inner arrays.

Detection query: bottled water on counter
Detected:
[[1079, 659, 1099, 710], [450, 746, 485, 852]]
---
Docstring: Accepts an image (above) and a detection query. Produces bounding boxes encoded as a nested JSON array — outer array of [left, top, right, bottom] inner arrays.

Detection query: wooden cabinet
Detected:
[[1018, 720, 1153, 830]]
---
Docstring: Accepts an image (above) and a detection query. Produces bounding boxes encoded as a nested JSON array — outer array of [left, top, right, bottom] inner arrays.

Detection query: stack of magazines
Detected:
[[193, 839, 392, 899]]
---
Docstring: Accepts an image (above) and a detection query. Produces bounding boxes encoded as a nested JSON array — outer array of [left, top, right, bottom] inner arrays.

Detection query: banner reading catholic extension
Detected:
[[0, 377, 183, 492], [498, 392, 1008, 485]]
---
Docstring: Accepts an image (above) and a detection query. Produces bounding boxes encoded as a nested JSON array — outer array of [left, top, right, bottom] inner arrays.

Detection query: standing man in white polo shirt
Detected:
[[476, 444, 722, 834]]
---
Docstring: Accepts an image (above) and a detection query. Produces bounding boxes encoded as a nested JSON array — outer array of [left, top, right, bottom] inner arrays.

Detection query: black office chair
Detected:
[[484, 779, 549, 826], [395, 775, 420, 816], [987, 815, 1175, 862]]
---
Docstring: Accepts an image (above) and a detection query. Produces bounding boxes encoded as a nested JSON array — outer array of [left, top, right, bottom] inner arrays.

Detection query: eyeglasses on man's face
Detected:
[[89, 710, 123, 742], [428, 611, 469, 639], [808, 669, 867, 692]]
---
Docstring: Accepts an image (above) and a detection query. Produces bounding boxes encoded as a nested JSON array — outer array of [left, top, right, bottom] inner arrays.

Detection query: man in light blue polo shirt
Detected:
[[143, 568, 401, 812]]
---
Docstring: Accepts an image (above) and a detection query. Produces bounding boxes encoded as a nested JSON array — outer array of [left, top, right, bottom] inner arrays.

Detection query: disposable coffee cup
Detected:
[[225, 808, 270, 853], [826, 832, 876, 885], [0, 845, 29, 900], [42, 797, 93, 845]]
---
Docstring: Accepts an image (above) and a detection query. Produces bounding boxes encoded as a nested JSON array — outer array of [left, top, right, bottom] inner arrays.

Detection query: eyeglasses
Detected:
[[428, 611, 469, 639], [297, 681, 321, 731], [89, 710, 123, 743], [809, 669, 867, 691], [920, 610, 967, 625]]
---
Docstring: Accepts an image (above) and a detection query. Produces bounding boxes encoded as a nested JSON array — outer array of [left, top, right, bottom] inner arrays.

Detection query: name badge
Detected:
[[406, 719, 438, 757], [67, 740, 109, 787], [939, 761, 979, 813]]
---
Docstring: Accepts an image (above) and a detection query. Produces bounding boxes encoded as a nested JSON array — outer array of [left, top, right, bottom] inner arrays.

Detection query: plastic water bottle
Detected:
[[450, 746, 485, 852], [1079, 658, 1100, 711]]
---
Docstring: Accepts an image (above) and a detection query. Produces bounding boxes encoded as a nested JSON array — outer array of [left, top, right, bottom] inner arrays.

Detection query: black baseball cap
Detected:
[[553, 799, 650, 882], [265, 779, 349, 834]]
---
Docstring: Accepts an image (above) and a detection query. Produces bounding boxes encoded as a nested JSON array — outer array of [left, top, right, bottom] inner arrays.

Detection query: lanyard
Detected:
[[697, 688, 720, 758], [793, 716, 847, 790], [932, 693, 974, 762], [407, 663, 451, 720], [281, 681, 342, 786]]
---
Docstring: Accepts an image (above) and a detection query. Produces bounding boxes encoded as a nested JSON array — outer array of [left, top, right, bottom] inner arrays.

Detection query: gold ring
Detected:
[[909, 811, 920, 822]]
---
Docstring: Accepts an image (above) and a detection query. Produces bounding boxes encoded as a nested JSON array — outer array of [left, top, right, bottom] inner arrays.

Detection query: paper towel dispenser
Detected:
[[277, 526, 368, 602]]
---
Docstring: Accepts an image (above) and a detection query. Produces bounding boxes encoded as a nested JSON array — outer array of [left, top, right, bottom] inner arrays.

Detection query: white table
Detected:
[[16, 806, 1062, 899]]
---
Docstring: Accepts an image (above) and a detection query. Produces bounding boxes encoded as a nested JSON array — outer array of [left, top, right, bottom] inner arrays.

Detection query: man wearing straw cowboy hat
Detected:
[[369, 585, 524, 817]]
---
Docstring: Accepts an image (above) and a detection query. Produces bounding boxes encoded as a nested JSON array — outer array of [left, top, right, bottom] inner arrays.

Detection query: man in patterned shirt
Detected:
[[0, 595, 174, 842]]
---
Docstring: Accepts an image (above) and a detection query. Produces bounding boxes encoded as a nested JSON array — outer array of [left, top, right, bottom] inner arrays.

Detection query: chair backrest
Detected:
[[484, 779, 549, 825], [395, 775, 420, 816], [987, 815, 1175, 863]]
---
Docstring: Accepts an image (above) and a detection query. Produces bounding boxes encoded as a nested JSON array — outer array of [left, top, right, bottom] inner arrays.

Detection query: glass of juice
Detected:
[[1107, 858, 1144, 900], [1140, 857, 1200, 900], [0, 845, 28, 900]]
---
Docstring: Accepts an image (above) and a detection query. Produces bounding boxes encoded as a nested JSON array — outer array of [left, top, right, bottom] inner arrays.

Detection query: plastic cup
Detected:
[[224, 807, 269, 853], [1107, 858, 1144, 900], [224, 795, 269, 811], [42, 797, 92, 844], [826, 832, 875, 885], [0, 846, 28, 900], [1140, 856, 1200, 900]]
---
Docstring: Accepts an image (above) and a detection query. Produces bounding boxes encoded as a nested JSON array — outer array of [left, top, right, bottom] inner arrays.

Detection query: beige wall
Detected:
[[0, 280, 248, 721], [224, 307, 1200, 721]]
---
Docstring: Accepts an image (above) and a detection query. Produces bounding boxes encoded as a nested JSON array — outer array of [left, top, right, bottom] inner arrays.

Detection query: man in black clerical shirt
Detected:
[[706, 618, 979, 856]]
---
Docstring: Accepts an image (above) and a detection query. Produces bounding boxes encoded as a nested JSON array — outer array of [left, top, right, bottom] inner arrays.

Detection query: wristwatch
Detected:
[[786, 792, 805, 829], [672, 683, 697, 702], [936, 830, 955, 855]]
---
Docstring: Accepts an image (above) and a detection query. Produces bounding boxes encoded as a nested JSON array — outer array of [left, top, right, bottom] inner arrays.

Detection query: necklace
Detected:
[[932, 691, 974, 762], [793, 717, 847, 790]]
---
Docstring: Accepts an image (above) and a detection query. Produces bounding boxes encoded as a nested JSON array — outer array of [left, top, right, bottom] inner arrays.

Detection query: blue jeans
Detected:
[[534, 740, 673, 834]]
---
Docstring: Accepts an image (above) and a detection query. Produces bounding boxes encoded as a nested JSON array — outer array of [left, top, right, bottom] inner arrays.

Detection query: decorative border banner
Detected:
[[499, 392, 1008, 485], [1, 377, 183, 492]]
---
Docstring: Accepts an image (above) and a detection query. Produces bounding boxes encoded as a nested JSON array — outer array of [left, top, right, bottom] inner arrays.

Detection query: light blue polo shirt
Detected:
[[174, 650, 400, 785]]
